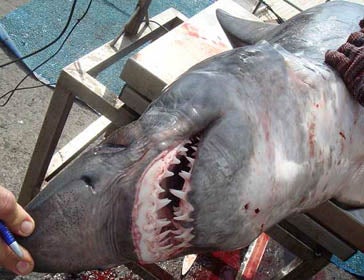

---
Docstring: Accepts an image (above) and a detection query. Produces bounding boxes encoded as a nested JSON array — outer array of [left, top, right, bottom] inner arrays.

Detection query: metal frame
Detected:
[[266, 201, 363, 280]]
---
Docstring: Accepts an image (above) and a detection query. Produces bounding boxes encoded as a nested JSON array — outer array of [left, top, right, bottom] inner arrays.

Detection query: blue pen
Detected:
[[0, 221, 23, 259]]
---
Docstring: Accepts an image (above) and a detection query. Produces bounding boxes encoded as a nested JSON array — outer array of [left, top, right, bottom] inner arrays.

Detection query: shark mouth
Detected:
[[132, 136, 199, 263]]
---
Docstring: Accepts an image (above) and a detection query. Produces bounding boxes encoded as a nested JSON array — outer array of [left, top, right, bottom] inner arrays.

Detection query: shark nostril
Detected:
[[81, 176, 96, 194]]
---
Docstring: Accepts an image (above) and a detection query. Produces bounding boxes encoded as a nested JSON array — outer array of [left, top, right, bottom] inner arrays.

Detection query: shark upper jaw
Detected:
[[132, 136, 200, 263]]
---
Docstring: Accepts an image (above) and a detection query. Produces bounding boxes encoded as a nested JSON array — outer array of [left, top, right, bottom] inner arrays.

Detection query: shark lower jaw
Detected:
[[131, 137, 199, 263]]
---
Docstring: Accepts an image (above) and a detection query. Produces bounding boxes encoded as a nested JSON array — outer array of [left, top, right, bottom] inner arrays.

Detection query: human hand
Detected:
[[0, 185, 34, 275], [325, 19, 364, 106]]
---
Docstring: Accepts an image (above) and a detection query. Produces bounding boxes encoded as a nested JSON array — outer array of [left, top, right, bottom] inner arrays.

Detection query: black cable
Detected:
[[111, 19, 169, 47], [147, 19, 169, 33], [0, 0, 78, 68], [5, 83, 55, 92], [252, 0, 285, 24], [261, 0, 285, 24], [0, 0, 93, 107]]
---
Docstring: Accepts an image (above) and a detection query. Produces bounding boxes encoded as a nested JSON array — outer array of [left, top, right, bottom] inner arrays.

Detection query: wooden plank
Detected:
[[121, 0, 261, 100], [269, 218, 331, 280], [45, 116, 113, 181], [307, 201, 364, 251], [286, 214, 355, 260], [60, 70, 135, 126], [19, 86, 74, 206], [267, 224, 314, 261], [272, 257, 328, 280], [67, 8, 187, 75], [271, 258, 302, 280], [121, 60, 167, 101], [120, 86, 150, 114], [60, 9, 186, 125]]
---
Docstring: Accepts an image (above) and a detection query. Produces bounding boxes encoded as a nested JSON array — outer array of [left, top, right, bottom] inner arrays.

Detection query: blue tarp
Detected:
[[0, 0, 214, 93]]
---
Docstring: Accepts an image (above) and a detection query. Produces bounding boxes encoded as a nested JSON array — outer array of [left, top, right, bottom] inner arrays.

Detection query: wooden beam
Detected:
[[286, 214, 355, 260], [120, 86, 150, 115], [272, 257, 329, 280], [307, 201, 364, 251], [45, 116, 113, 181], [68, 8, 186, 75], [19, 86, 74, 206], [267, 224, 315, 261]]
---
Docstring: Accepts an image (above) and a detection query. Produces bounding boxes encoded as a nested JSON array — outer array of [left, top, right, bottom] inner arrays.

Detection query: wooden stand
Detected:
[[18, 8, 186, 206]]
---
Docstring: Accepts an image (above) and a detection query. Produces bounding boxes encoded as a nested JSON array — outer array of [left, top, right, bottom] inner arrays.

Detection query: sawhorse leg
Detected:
[[18, 85, 74, 206]]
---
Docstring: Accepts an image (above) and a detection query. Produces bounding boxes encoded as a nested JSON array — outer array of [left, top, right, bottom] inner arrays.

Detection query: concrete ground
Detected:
[[1, 0, 98, 278], [0, 0, 361, 279]]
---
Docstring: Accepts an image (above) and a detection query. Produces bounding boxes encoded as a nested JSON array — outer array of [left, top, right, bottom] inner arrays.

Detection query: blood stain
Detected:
[[339, 131, 346, 140]]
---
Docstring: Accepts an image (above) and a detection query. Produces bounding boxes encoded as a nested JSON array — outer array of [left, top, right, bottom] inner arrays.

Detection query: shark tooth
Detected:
[[156, 218, 171, 228], [175, 242, 192, 249], [170, 189, 186, 200], [175, 228, 194, 240], [179, 147, 188, 153], [158, 230, 171, 241], [186, 157, 195, 164], [172, 157, 181, 164], [164, 170, 174, 178], [179, 171, 191, 180], [171, 228, 184, 235], [159, 244, 173, 250], [155, 183, 165, 194], [174, 213, 193, 222], [156, 198, 171, 210]]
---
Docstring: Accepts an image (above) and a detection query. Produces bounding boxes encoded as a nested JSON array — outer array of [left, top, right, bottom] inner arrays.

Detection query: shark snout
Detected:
[[18, 179, 114, 272], [18, 155, 137, 272]]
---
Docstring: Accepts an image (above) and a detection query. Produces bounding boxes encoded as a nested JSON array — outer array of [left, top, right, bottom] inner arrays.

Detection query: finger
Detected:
[[325, 50, 350, 74], [338, 42, 361, 60], [0, 239, 34, 275], [0, 187, 34, 237], [353, 73, 364, 106], [344, 52, 364, 83], [347, 31, 364, 47]]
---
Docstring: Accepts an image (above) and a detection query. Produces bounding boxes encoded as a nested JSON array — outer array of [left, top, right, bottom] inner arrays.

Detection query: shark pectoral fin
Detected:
[[334, 162, 364, 208], [216, 9, 277, 48], [334, 193, 364, 208]]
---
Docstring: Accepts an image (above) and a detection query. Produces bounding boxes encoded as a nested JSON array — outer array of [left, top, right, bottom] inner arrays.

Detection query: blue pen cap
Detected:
[[0, 221, 15, 245]]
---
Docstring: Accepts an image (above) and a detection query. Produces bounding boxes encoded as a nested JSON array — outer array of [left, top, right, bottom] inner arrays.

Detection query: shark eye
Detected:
[[103, 143, 126, 149], [97, 143, 126, 154], [81, 175, 92, 186], [81, 175, 96, 194]]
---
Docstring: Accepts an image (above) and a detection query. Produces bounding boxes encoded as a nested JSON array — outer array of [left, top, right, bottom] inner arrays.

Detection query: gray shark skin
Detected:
[[19, 1, 364, 273]]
